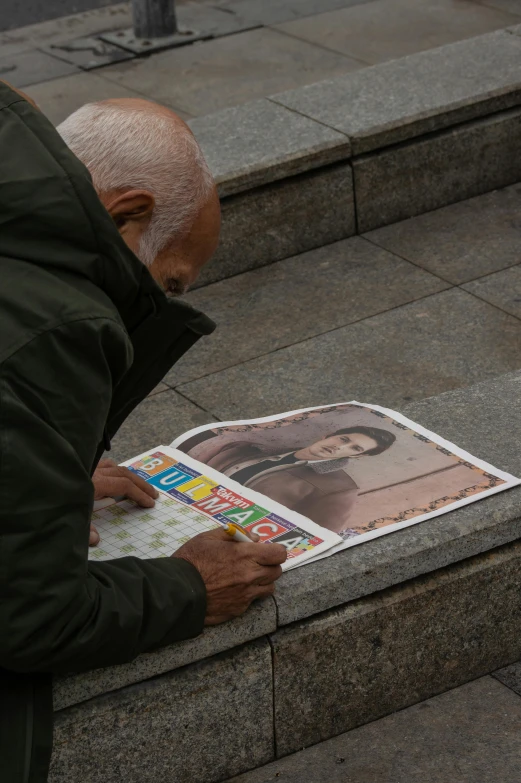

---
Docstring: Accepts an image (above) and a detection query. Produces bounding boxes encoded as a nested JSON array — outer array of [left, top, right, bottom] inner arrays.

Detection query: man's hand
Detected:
[[90, 459, 159, 546], [173, 528, 287, 625]]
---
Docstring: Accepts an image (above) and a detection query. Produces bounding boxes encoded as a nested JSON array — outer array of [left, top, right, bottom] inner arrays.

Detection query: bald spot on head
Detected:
[[101, 97, 188, 126], [95, 97, 214, 209]]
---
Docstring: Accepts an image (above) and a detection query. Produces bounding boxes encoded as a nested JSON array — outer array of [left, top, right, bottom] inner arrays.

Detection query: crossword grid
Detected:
[[88, 494, 219, 562]]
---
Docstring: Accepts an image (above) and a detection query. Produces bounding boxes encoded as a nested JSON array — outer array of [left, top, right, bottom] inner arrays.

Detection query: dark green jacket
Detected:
[[0, 84, 215, 781]]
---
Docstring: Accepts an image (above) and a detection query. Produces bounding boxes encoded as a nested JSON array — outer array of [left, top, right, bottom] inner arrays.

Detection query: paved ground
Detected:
[[0, 0, 197, 31], [1, 0, 113, 33], [109, 183, 521, 463], [2, 0, 521, 125], [223, 668, 521, 783]]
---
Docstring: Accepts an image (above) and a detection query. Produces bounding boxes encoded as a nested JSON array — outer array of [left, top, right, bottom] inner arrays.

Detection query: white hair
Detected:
[[57, 101, 214, 266]]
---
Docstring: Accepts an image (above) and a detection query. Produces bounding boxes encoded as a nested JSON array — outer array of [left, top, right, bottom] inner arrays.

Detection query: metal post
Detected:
[[131, 0, 177, 39]]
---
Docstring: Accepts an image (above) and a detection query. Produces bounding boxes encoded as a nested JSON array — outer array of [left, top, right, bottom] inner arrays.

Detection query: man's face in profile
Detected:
[[296, 432, 378, 461], [148, 187, 221, 297]]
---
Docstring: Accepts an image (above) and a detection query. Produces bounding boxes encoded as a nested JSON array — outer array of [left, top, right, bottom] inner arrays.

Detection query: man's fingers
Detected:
[[89, 524, 100, 547], [250, 583, 276, 600], [94, 465, 159, 507], [99, 466, 159, 500], [249, 542, 288, 566], [252, 565, 283, 586], [245, 530, 260, 543], [97, 458, 117, 469], [96, 477, 156, 507], [205, 586, 276, 626], [193, 527, 231, 543], [119, 468, 158, 500], [119, 477, 158, 507], [198, 527, 260, 543], [205, 614, 234, 626], [228, 527, 259, 543], [244, 583, 276, 606]]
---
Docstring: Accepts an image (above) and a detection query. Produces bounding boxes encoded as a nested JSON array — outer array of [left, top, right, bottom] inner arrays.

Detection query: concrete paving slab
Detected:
[[0, 49, 78, 88], [2, 0, 118, 32], [0, 4, 133, 57], [109, 389, 216, 464], [40, 36, 134, 70], [464, 265, 521, 318], [508, 21, 521, 33], [177, 288, 521, 420], [216, 0, 373, 26], [148, 383, 169, 396], [353, 108, 521, 232], [403, 369, 521, 478], [493, 659, 521, 694], [197, 163, 355, 286], [188, 99, 350, 197], [275, 0, 521, 64], [166, 237, 449, 386], [101, 26, 214, 55], [225, 677, 521, 782], [101, 2, 261, 54], [98, 27, 361, 116], [365, 184, 521, 285], [478, 0, 521, 12], [272, 30, 521, 154], [25, 71, 163, 126], [1, 0, 205, 34], [160, 0, 266, 37]]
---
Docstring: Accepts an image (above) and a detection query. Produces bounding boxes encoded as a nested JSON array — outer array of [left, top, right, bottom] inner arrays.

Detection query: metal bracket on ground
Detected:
[[100, 26, 212, 55], [40, 38, 135, 69]]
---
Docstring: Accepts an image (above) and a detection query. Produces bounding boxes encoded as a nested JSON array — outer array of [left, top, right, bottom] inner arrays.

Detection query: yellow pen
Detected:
[[223, 522, 253, 543]]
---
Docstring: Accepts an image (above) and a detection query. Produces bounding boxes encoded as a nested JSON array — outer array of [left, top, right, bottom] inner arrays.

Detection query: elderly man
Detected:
[[0, 83, 286, 783]]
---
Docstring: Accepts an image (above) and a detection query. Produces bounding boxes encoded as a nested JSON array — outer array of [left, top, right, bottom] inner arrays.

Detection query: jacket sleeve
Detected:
[[0, 318, 206, 675]]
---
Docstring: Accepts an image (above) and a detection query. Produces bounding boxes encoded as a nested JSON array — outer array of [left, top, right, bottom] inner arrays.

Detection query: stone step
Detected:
[[110, 183, 521, 466], [223, 675, 521, 783], [50, 370, 521, 782], [190, 25, 521, 285], [4, 17, 521, 286]]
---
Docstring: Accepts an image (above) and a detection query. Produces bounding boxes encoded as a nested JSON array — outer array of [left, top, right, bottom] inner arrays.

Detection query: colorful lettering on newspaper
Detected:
[[128, 451, 324, 559], [129, 451, 177, 479]]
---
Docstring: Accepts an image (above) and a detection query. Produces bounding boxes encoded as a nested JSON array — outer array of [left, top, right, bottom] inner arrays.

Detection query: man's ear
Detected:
[[105, 189, 155, 230]]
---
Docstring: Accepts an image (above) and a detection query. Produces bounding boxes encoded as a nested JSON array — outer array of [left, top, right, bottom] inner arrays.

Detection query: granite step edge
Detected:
[[189, 27, 521, 199], [54, 371, 521, 709], [274, 370, 521, 625]]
